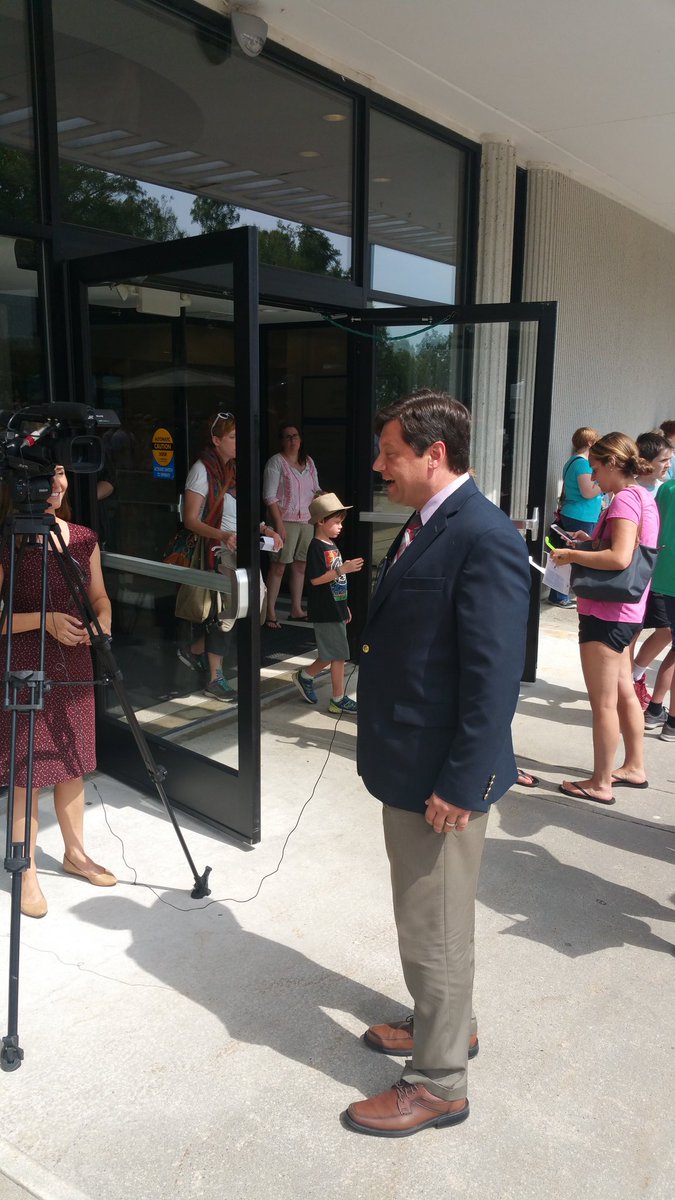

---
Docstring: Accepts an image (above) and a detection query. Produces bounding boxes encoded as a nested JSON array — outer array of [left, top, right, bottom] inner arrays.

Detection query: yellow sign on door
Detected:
[[151, 428, 175, 479], [151, 427, 174, 466]]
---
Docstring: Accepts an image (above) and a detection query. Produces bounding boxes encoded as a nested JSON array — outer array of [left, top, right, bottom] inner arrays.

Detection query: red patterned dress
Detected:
[[0, 523, 98, 788]]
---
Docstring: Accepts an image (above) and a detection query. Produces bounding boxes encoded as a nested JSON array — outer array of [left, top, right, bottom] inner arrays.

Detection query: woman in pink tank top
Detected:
[[551, 433, 659, 805]]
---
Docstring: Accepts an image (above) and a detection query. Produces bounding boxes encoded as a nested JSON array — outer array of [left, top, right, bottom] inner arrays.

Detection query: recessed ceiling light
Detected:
[[140, 150, 198, 165], [171, 160, 231, 175], [256, 186, 308, 197], [201, 169, 258, 183], [106, 141, 165, 158], [281, 194, 330, 206], [322, 113, 347, 122], [223, 178, 284, 192], [64, 129, 131, 148], [299, 150, 320, 158], [372, 177, 391, 184], [0, 107, 32, 127], [56, 117, 94, 133]]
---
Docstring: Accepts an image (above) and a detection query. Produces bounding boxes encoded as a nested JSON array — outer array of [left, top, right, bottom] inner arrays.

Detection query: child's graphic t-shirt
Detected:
[[306, 537, 348, 623]]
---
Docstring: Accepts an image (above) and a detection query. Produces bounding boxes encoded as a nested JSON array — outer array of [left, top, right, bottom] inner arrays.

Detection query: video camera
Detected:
[[0, 403, 119, 508]]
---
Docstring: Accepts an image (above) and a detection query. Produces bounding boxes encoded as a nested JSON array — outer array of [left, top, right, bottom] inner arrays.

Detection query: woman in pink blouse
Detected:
[[551, 433, 659, 805], [262, 423, 320, 629]]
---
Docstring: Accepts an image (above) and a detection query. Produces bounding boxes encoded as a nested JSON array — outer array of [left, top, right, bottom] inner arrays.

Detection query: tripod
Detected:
[[1, 507, 211, 1072]]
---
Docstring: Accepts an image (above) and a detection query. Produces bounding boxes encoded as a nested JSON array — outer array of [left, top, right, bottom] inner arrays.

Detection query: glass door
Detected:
[[351, 302, 557, 681], [67, 230, 262, 842]]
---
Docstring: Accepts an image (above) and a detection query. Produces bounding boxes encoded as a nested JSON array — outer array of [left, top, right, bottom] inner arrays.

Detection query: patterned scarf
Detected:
[[200, 445, 236, 555]]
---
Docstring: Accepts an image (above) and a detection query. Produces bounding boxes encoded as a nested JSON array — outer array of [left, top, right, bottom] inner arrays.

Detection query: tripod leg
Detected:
[[10, 788, 44, 914], [1, 521, 50, 1071], [49, 531, 211, 899], [96, 650, 211, 898]]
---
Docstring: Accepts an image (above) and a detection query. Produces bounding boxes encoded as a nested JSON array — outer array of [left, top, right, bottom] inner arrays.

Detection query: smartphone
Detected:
[[550, 524, 577, 544]]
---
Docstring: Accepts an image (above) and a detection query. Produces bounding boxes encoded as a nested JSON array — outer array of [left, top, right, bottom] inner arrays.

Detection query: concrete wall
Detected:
[[523, 170, 675, 512]]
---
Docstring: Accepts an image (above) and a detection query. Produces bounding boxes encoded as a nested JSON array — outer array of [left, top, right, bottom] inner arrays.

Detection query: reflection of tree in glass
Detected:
[[375, 333, 414, 409], [375, 330, 451, 409], [60, 163, 186, 239], [259, 222, 344, 276], [0, 147, 186, 239], [415, 330, 451, 392], [190, 200, 344, 277], [0, 146, 37, 220], [189, 196, 239, 233]]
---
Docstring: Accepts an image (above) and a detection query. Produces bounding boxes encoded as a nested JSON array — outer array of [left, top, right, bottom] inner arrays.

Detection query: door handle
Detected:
[[511, 507, 539, 540], [524, 507, 539, 539]]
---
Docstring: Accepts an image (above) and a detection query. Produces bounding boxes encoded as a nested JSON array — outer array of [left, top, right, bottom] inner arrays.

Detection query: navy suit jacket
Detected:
[[356, 477, 531, 814]]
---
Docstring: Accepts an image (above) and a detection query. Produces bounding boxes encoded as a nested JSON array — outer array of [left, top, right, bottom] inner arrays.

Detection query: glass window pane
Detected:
[[369, 110, 466, 301], [0, 235, 43, 409], [88, 281, 240, 768], [52, 0, 352, 277], [0, 0, 37, 222]]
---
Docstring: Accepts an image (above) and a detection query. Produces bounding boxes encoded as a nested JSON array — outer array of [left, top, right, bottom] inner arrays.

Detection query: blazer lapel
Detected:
[[367, 478, 478, 621]]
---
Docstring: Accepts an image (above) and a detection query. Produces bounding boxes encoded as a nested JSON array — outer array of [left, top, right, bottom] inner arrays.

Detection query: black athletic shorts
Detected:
[[578, 614, 642, 653]]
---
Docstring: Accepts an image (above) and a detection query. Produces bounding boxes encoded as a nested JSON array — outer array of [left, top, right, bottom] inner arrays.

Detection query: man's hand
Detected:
[[424, 792, 472, 834]]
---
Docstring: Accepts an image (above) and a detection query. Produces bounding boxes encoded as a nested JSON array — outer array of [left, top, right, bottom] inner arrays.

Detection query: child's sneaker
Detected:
[[633, 674, 651, 711], [645, 704, 667, 729], [659, 721, 675, 742], [204, 676, 238, 703], [177, 644, 207, 672], [329, 695, 357, 715], [293, 669, 318, 705]]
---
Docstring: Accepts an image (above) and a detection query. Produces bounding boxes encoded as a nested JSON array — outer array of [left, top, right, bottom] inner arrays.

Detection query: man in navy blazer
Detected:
[[344, 391, 531, 1137]]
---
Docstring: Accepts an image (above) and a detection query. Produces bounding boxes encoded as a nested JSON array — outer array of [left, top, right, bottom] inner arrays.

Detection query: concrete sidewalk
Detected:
[[0, 607, 673, 1200]]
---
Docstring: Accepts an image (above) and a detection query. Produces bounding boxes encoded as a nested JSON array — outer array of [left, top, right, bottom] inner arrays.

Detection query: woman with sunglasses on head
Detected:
[[262, 423, 320, 629], [550, 433, 659, 804], [0, 466, 116, 919], [180, 412, 279, 701]]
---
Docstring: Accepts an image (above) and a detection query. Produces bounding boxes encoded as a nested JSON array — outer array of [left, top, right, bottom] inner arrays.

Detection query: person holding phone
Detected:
[[548, 427, 603, 606]]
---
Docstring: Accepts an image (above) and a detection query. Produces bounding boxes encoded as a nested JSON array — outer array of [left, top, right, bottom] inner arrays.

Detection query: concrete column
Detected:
[[470, 140, 516, 504]]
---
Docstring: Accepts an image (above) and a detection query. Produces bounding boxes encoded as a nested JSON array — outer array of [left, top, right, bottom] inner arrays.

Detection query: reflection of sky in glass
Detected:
[[372, 245, 455, 303]]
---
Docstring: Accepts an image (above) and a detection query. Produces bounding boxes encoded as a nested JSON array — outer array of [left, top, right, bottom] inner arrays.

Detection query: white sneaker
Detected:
[[659, 722, 675, 742]]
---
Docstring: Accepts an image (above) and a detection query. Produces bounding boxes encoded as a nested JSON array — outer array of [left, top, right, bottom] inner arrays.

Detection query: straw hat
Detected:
[[308, 492, 352, 523]]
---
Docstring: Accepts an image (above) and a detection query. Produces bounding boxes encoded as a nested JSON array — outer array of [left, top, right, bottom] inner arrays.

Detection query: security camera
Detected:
[[231, 9, 268, 57]]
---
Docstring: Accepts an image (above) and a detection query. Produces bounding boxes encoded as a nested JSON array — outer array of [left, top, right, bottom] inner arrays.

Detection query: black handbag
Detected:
[[570, 491, 658, 602]]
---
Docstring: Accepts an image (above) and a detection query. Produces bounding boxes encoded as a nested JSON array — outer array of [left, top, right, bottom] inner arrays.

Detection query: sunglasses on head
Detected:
[[211, 412, 235, 435]]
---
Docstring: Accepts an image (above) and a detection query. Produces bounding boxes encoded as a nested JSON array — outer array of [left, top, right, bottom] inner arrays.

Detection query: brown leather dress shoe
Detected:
[[364, 1016, 479, 1060], [344, 1081, 469, 1137]]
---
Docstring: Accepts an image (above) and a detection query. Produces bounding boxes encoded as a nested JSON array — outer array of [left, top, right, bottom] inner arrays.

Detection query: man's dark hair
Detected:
[[375, 390, 471, 473], [636, 430, 671, 463]]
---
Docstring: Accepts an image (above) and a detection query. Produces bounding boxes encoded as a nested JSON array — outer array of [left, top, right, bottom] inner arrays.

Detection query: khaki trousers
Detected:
[[382, 804, 489, 1101]]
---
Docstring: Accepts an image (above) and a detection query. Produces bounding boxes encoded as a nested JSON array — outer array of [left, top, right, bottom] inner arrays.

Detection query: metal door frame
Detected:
[[65, 228, 262, 843], [347, 301, 557, 681]]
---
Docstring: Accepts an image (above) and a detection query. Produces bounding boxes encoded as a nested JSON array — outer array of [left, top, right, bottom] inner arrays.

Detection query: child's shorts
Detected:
[[314, 619, 349, 662]]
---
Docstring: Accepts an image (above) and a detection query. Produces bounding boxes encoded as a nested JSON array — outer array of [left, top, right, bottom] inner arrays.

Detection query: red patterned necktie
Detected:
[[393, 511, 422, 562]]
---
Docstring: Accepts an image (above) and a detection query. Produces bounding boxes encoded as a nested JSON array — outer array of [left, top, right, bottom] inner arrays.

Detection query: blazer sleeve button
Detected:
[[362, 644, 370, 653]]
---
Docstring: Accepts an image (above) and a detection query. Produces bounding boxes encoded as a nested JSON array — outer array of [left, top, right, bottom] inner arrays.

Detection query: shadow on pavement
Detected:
[[479, 837, 675, 958], [71, 893, 405, 1095]]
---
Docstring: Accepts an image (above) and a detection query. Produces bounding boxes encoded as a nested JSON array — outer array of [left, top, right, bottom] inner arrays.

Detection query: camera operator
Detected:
[[0, 465, 116, 919]]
